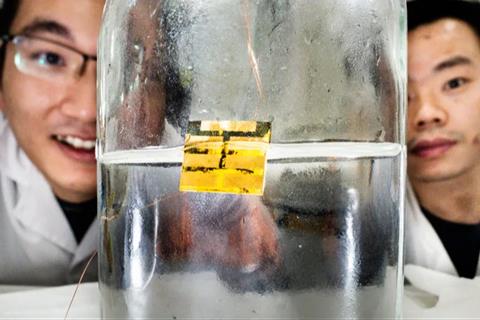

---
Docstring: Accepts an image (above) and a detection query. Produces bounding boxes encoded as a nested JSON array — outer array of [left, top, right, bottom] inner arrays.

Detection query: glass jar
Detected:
[[98, 0, 406, 318]]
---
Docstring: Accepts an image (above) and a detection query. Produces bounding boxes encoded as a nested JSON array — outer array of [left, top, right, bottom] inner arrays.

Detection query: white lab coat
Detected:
[[0, 116, 97, 285], [405, 182, 480, 276]]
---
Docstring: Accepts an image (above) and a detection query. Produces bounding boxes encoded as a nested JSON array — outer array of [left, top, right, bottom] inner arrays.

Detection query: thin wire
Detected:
[[242, 0, 265, 116], [64, 250, 98, 320]]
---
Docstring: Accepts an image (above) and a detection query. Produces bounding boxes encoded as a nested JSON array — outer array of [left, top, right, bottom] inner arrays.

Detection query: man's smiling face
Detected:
[[0, 0, 104, 202], [407, 18, 480, 184]]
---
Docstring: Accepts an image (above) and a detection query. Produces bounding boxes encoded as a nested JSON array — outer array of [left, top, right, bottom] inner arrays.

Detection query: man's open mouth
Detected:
[[54, 134, 96, 151]]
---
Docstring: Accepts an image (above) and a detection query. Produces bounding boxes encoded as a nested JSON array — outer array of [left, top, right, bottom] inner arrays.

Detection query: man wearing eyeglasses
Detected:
[[0, 0, 104, 284]]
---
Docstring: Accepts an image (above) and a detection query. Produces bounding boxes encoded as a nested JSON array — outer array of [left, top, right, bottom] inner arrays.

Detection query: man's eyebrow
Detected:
[[434, 56, 472, 72], [17, 18, 73, 41]]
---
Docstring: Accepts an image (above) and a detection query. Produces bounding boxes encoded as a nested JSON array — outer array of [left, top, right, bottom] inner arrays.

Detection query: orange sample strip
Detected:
[[179, 121, 271, 195]]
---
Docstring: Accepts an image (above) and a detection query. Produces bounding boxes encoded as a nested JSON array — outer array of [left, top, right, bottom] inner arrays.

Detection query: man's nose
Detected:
[[410, 92, 447, 131], [59, 63, 97, 123]]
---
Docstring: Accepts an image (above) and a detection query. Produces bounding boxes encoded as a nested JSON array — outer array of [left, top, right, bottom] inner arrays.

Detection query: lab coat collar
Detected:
[[71, 220, 98, 268], [0, 116, 32, 184], [0, 117, 78, 255], [405, 181, 457, 275]]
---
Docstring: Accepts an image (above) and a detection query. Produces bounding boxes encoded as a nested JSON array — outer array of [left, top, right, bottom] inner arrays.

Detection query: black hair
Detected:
[[408, 0, 480, 37], [0, 0, 20, 75]]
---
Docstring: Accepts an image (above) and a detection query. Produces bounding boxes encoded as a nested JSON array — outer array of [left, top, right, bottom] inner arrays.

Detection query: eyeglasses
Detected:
[[0, 34, 97, 84]]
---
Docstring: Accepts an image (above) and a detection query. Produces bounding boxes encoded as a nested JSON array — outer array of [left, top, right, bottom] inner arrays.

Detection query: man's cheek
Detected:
[[406, 129, 415, 143]]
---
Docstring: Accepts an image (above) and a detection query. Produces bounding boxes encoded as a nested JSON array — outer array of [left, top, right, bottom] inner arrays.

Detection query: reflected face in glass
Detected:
[[0, 0, 104, 202], [157, 193, 281, 292], [407, 18, 480, 183], [117, 1, 168, 149]]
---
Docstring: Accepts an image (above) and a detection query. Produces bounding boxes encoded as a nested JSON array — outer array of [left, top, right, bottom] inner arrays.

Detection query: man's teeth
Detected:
[[55, 135, 95, 150]]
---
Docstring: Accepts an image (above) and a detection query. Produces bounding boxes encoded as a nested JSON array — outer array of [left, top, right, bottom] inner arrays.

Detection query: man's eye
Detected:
[[30, 52, 65, 67], [407, 91, 414, 103], [443, 77, 468, 91]]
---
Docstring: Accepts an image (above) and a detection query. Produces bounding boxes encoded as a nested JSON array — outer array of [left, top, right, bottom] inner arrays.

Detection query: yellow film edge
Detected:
[[179, 120, 271, 195]]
